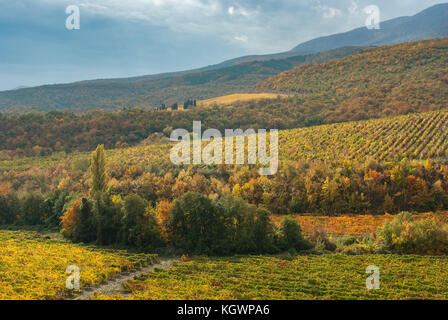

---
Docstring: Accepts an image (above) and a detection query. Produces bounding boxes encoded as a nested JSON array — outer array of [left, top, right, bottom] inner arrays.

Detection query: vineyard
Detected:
[[2, 110, 448, 175], [0, 231, 158, 300], [93, 255, 448, 300], [279, 111, 448, 161], [1, 5, 448, 303]]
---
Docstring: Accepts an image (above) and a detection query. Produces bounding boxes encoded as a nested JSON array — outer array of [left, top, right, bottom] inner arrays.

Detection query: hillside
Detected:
[[258, 38, 448, 121], [2, 110, 448, 172], [0, 38, 447, 158], [0, 47, 362, 114], [3, 109, 448, 217], [2, 110, 448, 216], [280, 111, 448, 162], [291, 3, 448, 54]]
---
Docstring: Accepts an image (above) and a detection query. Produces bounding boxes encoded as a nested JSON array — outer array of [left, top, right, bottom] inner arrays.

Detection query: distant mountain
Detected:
[[290, 3, 448, 55], [1, 3, 447, 113], [0, 47, 363, 113]]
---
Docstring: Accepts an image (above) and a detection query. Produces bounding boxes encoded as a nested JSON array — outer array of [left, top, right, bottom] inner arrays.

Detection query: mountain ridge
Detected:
[[1, 3, 447, 113]]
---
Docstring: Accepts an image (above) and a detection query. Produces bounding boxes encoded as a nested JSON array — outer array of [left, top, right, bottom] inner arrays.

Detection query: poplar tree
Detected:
[[90, 145, 108, 195]]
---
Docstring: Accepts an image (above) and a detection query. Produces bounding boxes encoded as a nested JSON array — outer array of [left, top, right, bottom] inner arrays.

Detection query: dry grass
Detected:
[[198, 93, 287, 107]]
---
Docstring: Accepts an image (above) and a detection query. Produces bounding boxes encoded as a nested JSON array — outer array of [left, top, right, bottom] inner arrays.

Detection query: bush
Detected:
[[72, 198, 97, 243], [168, 193, 278, 255], [19, 193, 45, 225], [168, 192, 227, 255], [0, 194, 18, 225], [43, 190, 73, 229], [307, 227, 337, 252], [342, 242, 375, 255], [277, 217, 310, 252], [289, 199, 308, 214], [92, 192, 121, 246], [376, 212, 448, 255], [120, 194, 162, 250], [220, 196, 277, 254]]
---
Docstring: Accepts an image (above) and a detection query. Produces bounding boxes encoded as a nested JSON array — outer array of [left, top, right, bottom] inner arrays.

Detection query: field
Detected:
[[2, 212, 448, 300], [94, 255, 448, 300], [0, 230, 158, 300], [280, 111, 448, 161], [197, 93, 288, 107], [2, 110, 448, 173], [272, 211, 448, 236]]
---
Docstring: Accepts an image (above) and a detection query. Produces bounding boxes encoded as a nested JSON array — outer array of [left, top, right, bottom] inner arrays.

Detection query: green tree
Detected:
[[278, 216, 310, 252], [168, 192, 226, 255], [90, 145, 108, 195], [120, 194, 162, 250]]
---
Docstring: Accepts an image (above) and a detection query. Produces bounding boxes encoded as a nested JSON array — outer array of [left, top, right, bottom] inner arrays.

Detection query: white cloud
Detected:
[[228, 5, 250, 16], [316, 5, 342, 19], [348, 1, 359, 15], [234, 35, 248, 42], [28, 0, 443, 55]]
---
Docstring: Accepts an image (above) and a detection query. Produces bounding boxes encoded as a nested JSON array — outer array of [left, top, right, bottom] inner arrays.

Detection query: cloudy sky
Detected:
[[0, 0, 444, 90]]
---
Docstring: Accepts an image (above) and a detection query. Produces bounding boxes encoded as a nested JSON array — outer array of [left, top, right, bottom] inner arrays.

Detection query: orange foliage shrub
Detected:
[[60, 199, 82, 237], [157, 200, 173, 241], [0, 181, 11, 196]]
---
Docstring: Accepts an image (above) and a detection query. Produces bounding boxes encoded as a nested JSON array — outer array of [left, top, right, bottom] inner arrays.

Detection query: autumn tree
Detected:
[[90, 145, 108, 195]]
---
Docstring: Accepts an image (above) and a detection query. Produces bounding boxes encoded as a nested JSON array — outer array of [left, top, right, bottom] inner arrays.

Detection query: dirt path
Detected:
[[71, 257, 179, 300]]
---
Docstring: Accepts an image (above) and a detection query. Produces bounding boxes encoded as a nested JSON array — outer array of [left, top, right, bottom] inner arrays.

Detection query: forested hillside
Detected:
[[0, 38, 447, 158], [258, 38, 448, 122], [0, 47, 362, 114], [3, 111, 448, 216]]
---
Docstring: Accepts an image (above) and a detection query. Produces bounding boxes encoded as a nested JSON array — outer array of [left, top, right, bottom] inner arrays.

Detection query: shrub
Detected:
[[307, 227, 337, 252], [168, 192, 227, 255], [60, 199, 82, 238], [168, 193, 277, 255], [92, 192, 121, 246], [120, 194, 162, 250], [43, 190, 73, 229], [289, 198, 308, 214], [339, 236, 376, 255], [220, 196, 277, 254], [0, 194, 18, 225], [277, 217, 310, 252], [19, 193, 45, 225], [376, 212, 448, 255]]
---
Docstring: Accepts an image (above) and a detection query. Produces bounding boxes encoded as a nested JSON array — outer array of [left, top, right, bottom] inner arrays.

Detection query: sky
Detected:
[[0, 0, 445, 90]]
